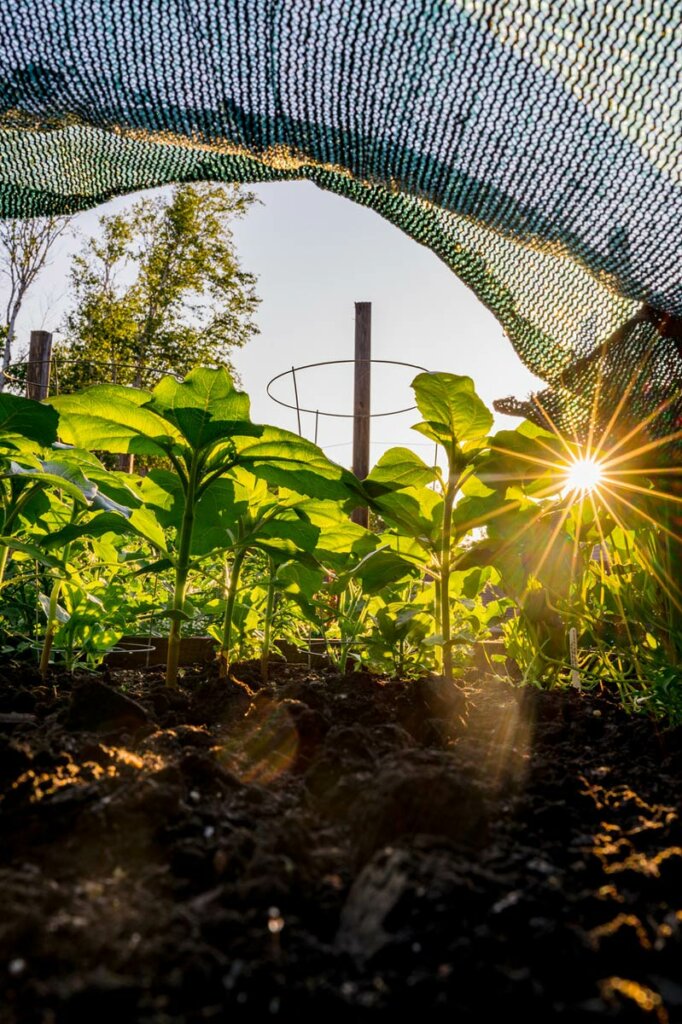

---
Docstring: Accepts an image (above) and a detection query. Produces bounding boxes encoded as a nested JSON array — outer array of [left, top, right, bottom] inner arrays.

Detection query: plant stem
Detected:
[[39, 577, 62, 679], [260, 557, 276, 683], [0, 545, 9, 590], [433, 567, 442, 672], [338, 584, 366, 674], [166, 460, 198, 686], [39, 504, 78, 680], [440, 459, 459, 684], [219, 546, 247, 678]]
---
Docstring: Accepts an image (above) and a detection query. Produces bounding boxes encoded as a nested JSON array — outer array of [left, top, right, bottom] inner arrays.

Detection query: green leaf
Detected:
[[297, 500, 377, 563], [136, 469, 182, 523], [365, 447, 438, 495], [133, 557, 174, 576], [459, 565, 495, 600], [0, 393, 58, 447], [332, 546, 415, 594], [52, 448, 145, 508], [0, 536, 63, 569], [191, 478, 249, 554], [13, 486, 51, 526], [378, 530, 430, 567], [373, 604, 430, 645], [451, 490, 506, 536], [275, 561, 325, 601], [412, 373, 493, 450], [128, 507, 168, 550], [41, 510, 159, 549], [372, 485, 442, 543], [9, 459, 98, 506], [255, 516, 321, 557], [147, 367, 259, 449], [237, 428, 361, 504], [165, 608, 192, 622], [50, 384, 182, 457], [484, 503, 575, 600], [460, 473, 495, 497], [138, 472, 244, 554]]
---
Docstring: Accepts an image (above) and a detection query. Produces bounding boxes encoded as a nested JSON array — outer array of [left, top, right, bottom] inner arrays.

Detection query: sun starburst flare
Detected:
[[564, 457, 605, 495], [474, 335, 682, 680]]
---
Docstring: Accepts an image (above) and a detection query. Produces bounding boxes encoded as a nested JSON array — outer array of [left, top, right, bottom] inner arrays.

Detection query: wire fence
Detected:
[[4, 357, 186, 396]]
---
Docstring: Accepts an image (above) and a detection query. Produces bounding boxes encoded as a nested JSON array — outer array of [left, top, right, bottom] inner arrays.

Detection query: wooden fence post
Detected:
[[26, 331, 52, 400], [351, 302, 371, 527]]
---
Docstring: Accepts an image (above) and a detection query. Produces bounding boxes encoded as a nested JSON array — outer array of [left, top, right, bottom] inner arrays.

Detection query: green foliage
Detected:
[[0, 392, 59, 445], [410, 372, 493, 460], [54, 184, 259, 389], [0, 406, 147, 674], [0, 366, 679, 724], [50, 366, 361, 684], [367, 372, 494, 683]]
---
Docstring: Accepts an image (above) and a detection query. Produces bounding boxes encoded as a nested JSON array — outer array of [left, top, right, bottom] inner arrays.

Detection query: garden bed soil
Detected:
[[0, 661, 681, 1023]]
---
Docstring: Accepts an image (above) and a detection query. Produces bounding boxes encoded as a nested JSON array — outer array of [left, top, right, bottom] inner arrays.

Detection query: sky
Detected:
[[6, 180, 542, 469]]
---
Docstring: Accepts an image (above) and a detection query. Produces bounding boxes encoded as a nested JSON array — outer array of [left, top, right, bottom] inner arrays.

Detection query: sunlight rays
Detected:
[[480, 329, 681, 678]]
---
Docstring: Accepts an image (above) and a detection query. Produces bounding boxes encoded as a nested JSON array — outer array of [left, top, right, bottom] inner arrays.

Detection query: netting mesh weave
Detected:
[[0, 1, 680, 458]]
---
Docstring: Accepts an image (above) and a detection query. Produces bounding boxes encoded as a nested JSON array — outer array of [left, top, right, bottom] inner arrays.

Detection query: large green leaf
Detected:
[[8, 459, 99, 506], [295, 499, 377, 565], [331, 547, 415, 594], [7, 453, 143, 525], [365, 447, 438, 495], [253, 516, 321, 558], [378, 530, 430, 567], [127, 508, 168, 551], [372, 485, 442, 543], [275, 561, 325, 602], [373, 604, 431, 645], [451, 490, 507, 537], [231, 467, 270, 507], [42, 512, 161, 552], [137, 469, 185, 527], [412, 373, 493, 451], [0, 536, 63, 569], [237, 428, 361, 504], [148, 367, 259, 449], [192, 479, 249, 554], [52, 447, 145, 508], [0, 394, 58, 447], [50, 385, 182, 456], [484, 502, 574, 599], [12, 485, 51, 526]]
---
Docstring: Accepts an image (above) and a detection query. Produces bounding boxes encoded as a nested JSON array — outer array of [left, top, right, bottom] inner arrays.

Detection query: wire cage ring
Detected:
[[266, 358, 431, 419]]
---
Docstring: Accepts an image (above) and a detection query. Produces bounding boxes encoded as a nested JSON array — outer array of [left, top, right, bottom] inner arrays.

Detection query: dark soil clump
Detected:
[[0, 662, 680, 1022]]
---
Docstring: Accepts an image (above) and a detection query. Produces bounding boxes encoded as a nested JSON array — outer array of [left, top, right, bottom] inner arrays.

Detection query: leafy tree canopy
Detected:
[[55, 184, 259, 390]]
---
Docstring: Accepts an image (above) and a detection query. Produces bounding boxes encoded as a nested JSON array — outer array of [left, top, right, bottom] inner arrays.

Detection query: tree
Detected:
[[0, 215, 72, 389], [56, 183, 260, 390]]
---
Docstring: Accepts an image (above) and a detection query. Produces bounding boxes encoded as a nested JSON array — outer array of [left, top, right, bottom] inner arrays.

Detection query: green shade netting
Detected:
[[0, 1, 680, 459]]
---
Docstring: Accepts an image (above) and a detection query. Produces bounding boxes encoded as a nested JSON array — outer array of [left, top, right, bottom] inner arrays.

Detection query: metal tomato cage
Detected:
[[266, 302, 431, 499], [265, 303, 432, 663], [266, 357, 430, 443]]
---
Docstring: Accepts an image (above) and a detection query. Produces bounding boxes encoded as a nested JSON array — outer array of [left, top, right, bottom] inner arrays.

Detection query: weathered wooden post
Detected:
[[351, 302, 371, 527], [26, 331, 52, 400]]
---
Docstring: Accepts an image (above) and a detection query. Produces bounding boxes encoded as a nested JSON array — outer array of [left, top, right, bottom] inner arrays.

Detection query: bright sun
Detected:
[[564, 457, 604, 494]]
